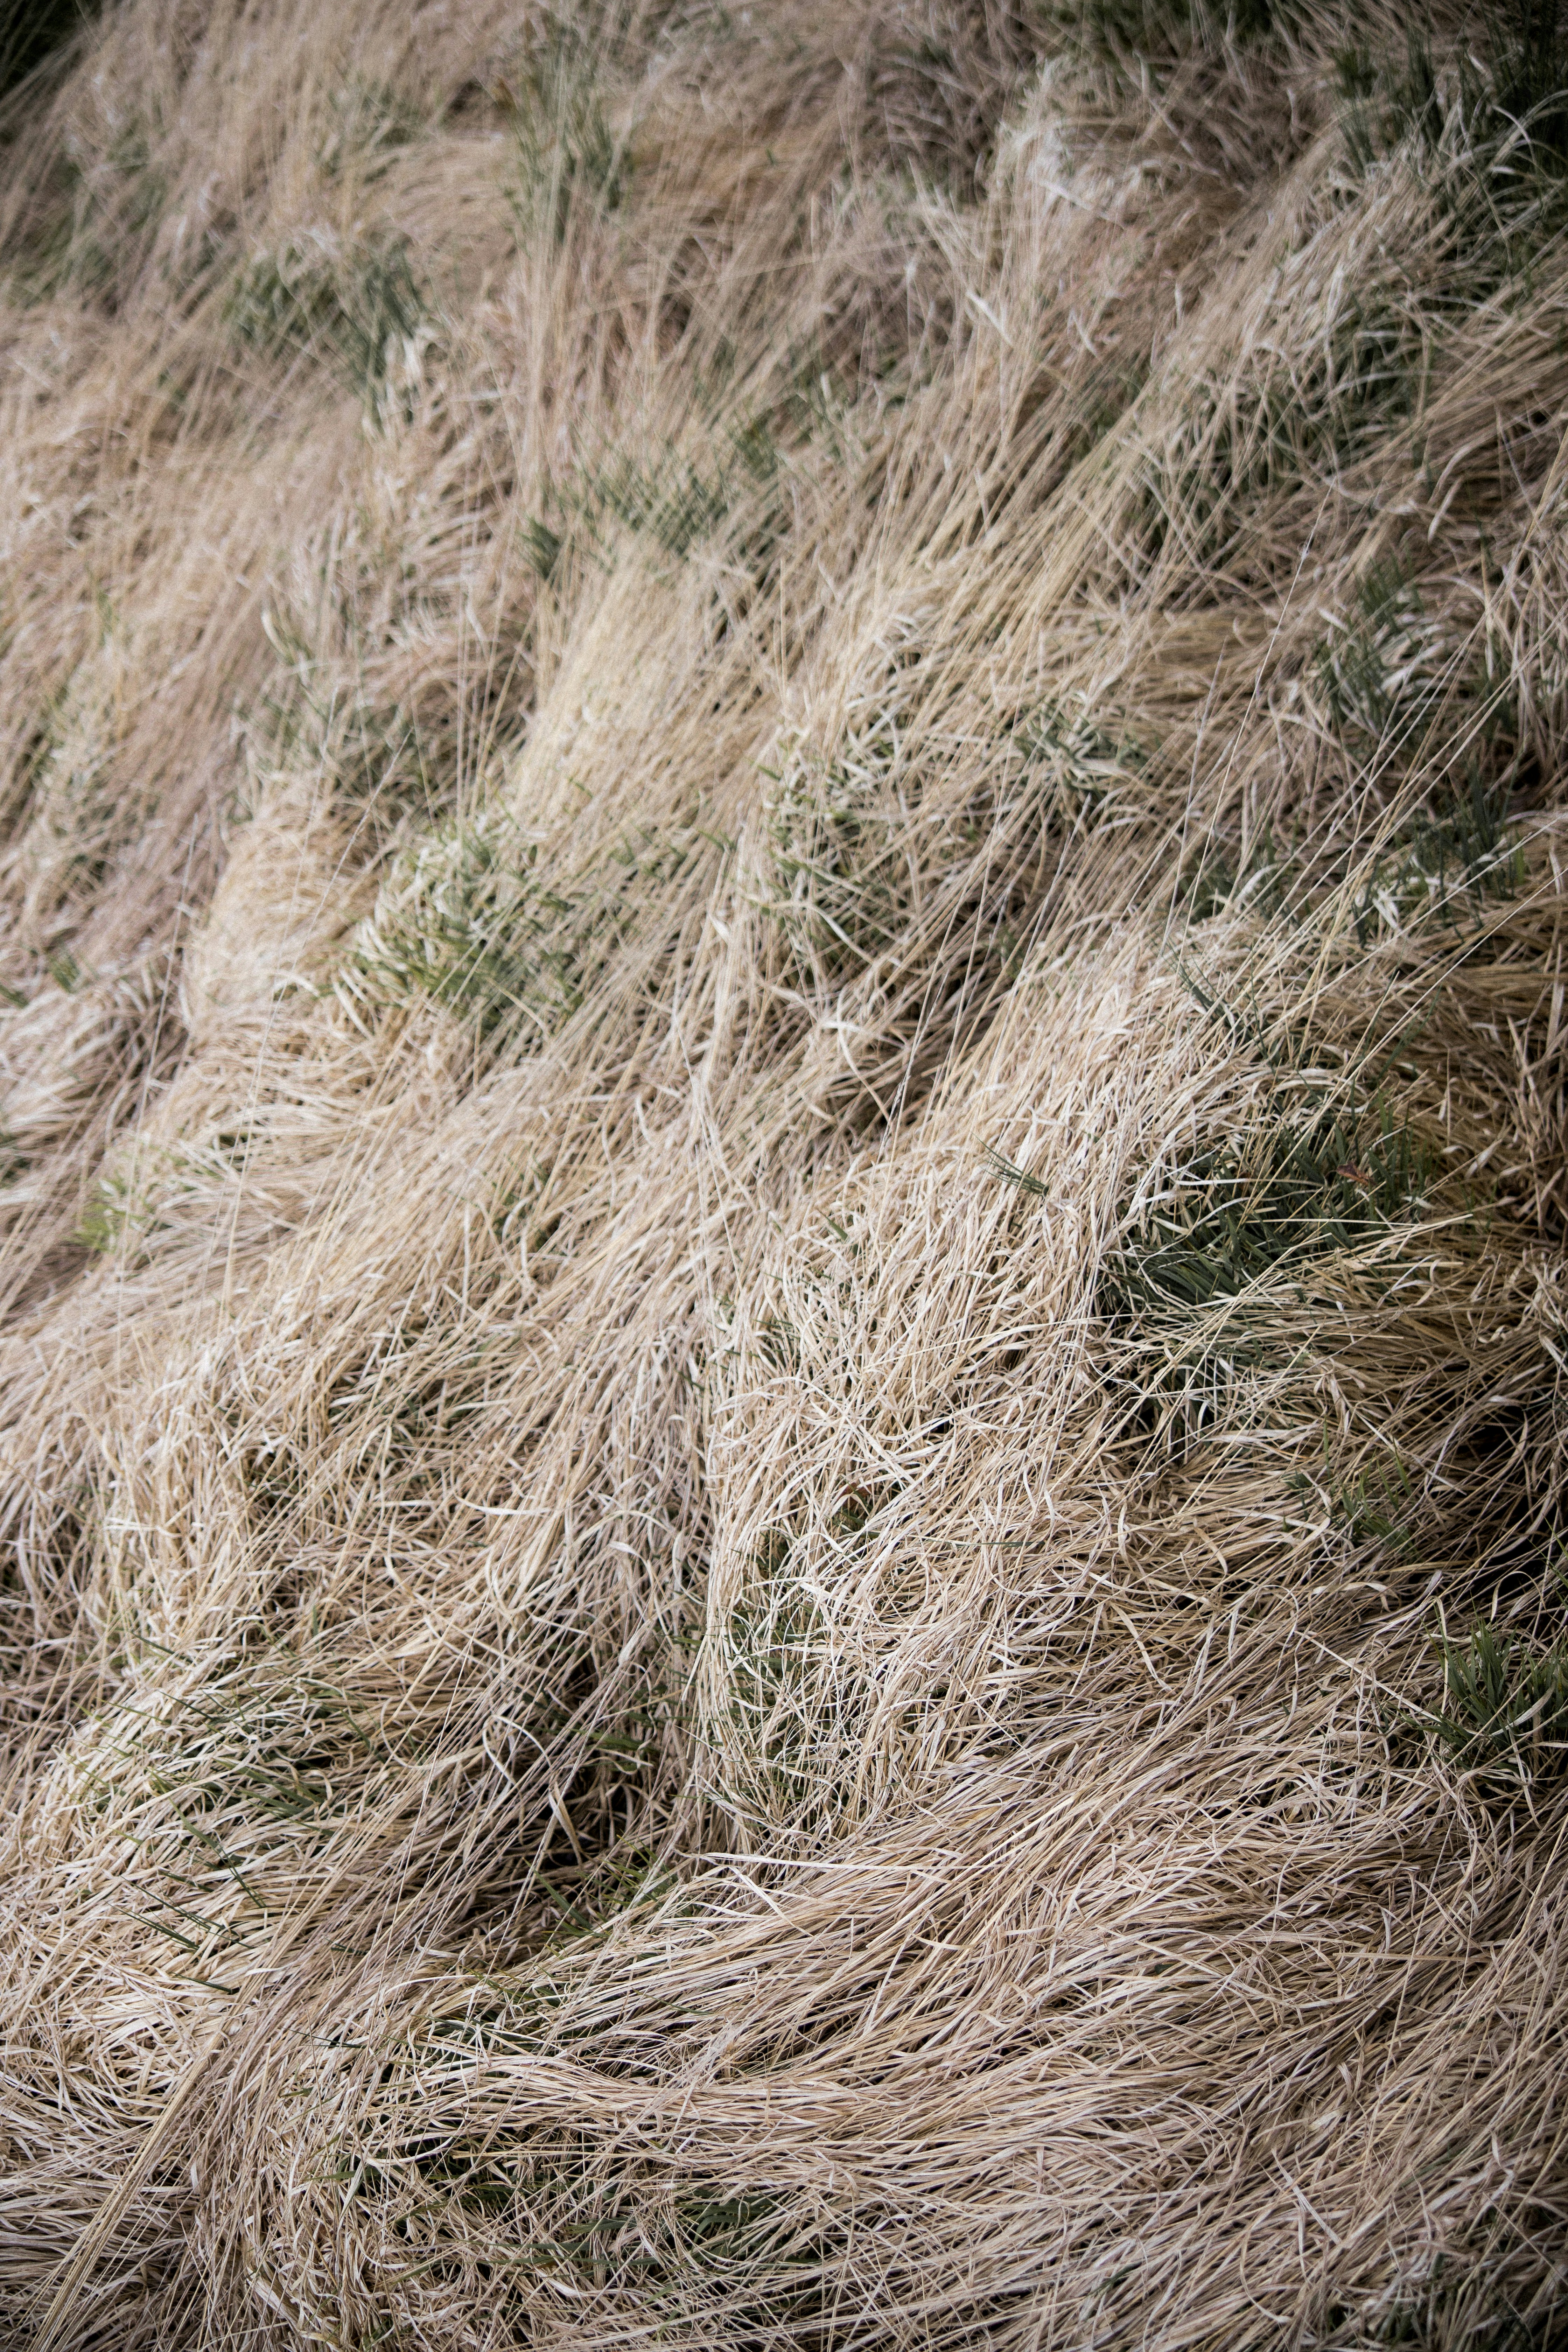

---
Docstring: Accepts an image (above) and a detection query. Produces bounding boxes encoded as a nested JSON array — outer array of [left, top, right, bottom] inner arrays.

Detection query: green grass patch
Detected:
[[1046, 0, 1285, 72], [1315, 558, 1444, 748], [525, 406, 785, 586], [226, 234, 426, 405], [1105, 1091, 1429, 1324], [1133, 289, 1428, 577], [764, 725, 911, 988], [1347, 766, 1527, 943], [340, 812, 702, 1050], [1340, 6, 1568, 286], [1018, 693, 1150, 828], [342, 819, 594, 1044], [1424, 1617, 1568, 1795], [1079, 1069, 1432, 1435], [508, 36, 630, 243], [317, 77, 424, 180], [250, 650, 530, 831], [5, 113, 169, 303]]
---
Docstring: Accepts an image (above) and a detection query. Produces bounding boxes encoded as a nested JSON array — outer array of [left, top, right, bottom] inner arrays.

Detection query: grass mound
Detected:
[[1, 1, 1567, 2345]]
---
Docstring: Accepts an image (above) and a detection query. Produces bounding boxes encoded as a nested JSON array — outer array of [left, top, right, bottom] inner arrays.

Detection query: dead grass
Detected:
[[0, 0, 1566, 2345]]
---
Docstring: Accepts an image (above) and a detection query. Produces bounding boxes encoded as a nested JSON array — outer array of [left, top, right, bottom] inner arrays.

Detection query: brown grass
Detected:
[[1, 0, 1566, 2344]]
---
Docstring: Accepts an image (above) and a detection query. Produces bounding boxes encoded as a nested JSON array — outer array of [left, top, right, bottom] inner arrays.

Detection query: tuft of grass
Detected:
[[1316, 558, 1440, 747], [984, 1143, 1049, 1197], [1135, 289, 1429, 578], [339, 818, 597, 1045], [338, 812, 699, 1048], [1339, 27, 1443, 172], [1019, 694, 1148, 829], [7, 146, 150, 300]]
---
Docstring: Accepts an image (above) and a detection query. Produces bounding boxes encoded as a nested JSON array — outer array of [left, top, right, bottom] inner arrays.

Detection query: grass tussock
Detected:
[[1, 0, 1568, 2345]]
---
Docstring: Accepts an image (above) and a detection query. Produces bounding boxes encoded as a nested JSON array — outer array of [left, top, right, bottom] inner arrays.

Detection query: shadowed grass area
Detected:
[[0, 0, 96, 105]]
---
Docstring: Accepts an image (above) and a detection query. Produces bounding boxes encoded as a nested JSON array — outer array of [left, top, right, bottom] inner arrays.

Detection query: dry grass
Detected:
[[0, 0, 1566, 2344]]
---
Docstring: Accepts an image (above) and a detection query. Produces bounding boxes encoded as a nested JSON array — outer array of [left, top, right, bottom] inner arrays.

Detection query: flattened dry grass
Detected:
[[0, 1, 1567, 2345]]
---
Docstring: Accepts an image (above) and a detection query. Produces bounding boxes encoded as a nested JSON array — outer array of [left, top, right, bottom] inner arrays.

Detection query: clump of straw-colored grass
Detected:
[[1, 1, 1567, 2345]]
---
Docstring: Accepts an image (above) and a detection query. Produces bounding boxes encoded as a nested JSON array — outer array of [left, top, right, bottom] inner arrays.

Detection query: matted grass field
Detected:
[[1, 0, 1567, 2343]]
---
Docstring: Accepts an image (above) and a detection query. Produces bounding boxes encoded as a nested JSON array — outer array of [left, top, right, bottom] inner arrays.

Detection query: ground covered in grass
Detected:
[[1, 0, 1566, 2344]]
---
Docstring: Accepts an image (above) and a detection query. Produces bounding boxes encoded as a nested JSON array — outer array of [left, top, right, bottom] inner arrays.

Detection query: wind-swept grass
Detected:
[[1, 2, 1568, 2349]]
